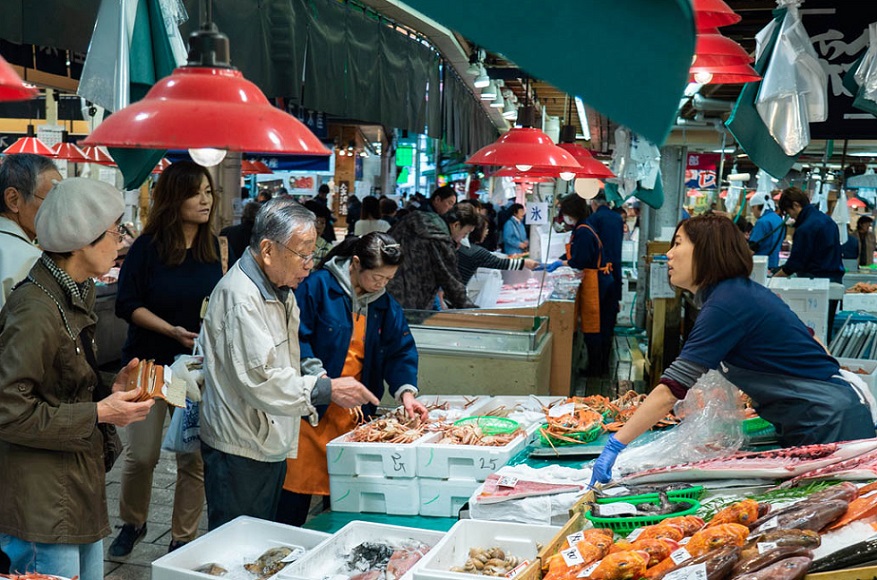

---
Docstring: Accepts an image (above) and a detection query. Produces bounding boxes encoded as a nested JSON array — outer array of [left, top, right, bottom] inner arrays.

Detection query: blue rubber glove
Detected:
[[589, 434, 627, 488], [545, 260, 564, 273]]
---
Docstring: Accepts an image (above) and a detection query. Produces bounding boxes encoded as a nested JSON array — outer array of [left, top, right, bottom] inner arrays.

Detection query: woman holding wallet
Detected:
[[110, 161, 229, 557], [0, 178, 153, 579], [277, 232, 428, 525]]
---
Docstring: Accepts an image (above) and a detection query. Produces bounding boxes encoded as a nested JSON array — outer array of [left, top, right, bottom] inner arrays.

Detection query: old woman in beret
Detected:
[[0, 177, 154, 580]]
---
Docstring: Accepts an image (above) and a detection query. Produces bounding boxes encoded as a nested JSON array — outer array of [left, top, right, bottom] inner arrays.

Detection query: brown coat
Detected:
[[0, 259, 105, 543]]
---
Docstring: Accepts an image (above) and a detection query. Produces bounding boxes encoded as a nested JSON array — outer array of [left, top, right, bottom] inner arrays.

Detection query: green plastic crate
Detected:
[[595, 485, 704, 505], [454, 416, 520, 436], [584, 498, 701, 536]]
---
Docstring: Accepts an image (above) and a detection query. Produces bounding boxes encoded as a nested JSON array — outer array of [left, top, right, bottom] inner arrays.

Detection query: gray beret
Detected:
[[35, 178, 125, 252]]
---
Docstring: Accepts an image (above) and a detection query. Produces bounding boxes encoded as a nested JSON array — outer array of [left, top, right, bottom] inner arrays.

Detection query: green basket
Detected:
[[742, 417, 777, 440], [537, 423, 603, 447], [454, 416, 520, 436], [595, 485, 705, 505], [584, 498, 701, 536]]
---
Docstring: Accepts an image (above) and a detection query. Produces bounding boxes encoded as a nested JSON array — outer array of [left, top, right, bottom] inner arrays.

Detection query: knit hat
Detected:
[[35, 178, 125, 252]]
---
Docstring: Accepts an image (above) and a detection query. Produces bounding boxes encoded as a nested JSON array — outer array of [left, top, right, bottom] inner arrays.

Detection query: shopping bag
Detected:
[[466, 268, 503, 308], [161, 398, 200, 454]]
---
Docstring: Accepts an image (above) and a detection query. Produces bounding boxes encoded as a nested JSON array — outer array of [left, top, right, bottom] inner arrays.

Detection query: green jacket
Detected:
[[0, 258, 106, 543]]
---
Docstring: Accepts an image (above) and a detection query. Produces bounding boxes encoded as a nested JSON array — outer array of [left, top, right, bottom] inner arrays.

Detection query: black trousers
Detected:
[[201, 442, 286, 531], [275, 491, 330, 527]]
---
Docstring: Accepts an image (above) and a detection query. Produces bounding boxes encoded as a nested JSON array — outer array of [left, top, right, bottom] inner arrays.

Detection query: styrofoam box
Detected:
[[152, 516, 330, 580], [416, 431, 529, 481], [413, 519, 560, 580], [751, 256, 768, 286], [843, 292, 877, 313], [419, 478, 481, 518], [837, 357, 877, 396], [327, 397, 491, 479], [767, 277, 830, 342], [475, 396, 564, 433], [279, 521, 446, 580], [330, 473, 420, 515]]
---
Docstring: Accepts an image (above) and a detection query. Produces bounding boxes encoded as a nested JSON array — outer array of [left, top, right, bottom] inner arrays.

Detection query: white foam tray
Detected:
[[416, 432, 529, 481], [152, 516, 330, 580], [418, 395, 492, 424], [412, 519, 560, 580], [327, 397, 491, 479], [330, 473, 421, 515], [279, 521, 446, 580], [418, 478, 480, 518]]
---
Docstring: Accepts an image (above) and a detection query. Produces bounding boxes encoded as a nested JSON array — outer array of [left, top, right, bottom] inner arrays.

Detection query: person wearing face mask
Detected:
[[589, 215, 876, 487], [387, 203, 479, 309], [277, 232, 427, 526], [0, 154, 62, 308]]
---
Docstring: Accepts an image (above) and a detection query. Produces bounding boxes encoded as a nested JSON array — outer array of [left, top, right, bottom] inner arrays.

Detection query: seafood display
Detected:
[[539, 398, 605, 447], [477, 473, 583, 504], [244, 546, 304, 579], [338, 540, 430, 580], [433, 422, 524, 447], [450, 547, 523, 576], [781, 447, 877, 485], [193, 563, 228, 576], [588, 493, 695, 518], [346, 408, 428, 444], [622, 438, 877, 483], [594, 483, 698, 502]]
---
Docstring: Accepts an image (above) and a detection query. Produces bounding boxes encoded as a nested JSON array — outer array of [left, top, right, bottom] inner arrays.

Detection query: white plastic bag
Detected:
[[466, 268, 503, 308], [855, 23, 877, 105], [831, 192, 850, 245], [613, 371, 746, 477], [755, 5, 828, 156], [161, 399, 200, 454], [170, 353, 204, 402]]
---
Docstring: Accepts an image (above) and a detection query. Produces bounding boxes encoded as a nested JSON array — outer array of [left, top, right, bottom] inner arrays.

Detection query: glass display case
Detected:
[[406, 311, 548, 355]]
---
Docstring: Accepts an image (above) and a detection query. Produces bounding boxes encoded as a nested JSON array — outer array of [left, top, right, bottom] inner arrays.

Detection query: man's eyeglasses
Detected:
[[276, 240, 315, 264]]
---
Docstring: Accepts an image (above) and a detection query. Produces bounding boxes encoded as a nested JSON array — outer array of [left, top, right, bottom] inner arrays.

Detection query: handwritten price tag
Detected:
[[593, 502, 638, 517], [669, 547, 692, 565], [566, 532, 584, 546], [759, 516, 779, 531], [663, 563, 707, 580], [577, 561, 601, 578], [757, 542, 778, 554], [599, 486, 630, 497], [497, 476, 519, 488], [678, 536, 691, 545], [560, 547, 585, 567], [505, 559, 530, 578]]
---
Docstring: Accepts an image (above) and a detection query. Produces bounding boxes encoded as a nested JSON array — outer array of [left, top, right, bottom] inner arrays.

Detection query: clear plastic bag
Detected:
[[755, 5, 828, 156], [466, 268, 503, 308], [613, 370, 746, 477], [855, 23, 877, 105]]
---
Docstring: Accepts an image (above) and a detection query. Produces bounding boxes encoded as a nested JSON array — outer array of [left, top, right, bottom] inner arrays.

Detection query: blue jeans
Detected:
[[0, 534, 103, 580]]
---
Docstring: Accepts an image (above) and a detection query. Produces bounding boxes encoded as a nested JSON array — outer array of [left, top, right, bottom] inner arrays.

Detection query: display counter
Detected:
[[406, 310, 553, 396]]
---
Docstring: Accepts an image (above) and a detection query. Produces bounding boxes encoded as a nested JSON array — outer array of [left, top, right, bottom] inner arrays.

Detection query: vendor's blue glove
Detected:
[[545, 260, 564, 273], [589, 434, 626, 488]]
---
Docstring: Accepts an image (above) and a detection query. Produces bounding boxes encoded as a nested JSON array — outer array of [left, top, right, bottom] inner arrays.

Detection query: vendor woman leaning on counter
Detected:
[[591, 214, 877, 486]]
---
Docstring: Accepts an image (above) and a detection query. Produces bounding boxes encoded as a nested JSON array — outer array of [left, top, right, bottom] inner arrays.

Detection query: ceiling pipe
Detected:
[[692, 93, 734, 112]]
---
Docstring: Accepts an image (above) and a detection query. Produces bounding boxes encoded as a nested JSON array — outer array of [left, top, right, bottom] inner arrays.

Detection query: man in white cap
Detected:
[[749, 190, 785, 270], [0, 153, 62, 308], [0, 177, 154, 580]]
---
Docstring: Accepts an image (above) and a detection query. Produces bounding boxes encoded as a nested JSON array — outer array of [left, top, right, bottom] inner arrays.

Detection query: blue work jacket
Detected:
[[783, 203, 844, 283], [586, 205, 624, 302], [295, 269, 418, 417]]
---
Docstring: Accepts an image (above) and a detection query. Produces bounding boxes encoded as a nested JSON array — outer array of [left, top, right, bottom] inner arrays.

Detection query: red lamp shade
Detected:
[[3, 126, 54, 156], [849, 197, 866, 209], [81, 67, 330, 156], [694, 30, 754, 68], [687, 189, 705, 198], [252, 160, 273, 174], [690, 62, 761, 85], [466, 127, 582, 171], [556, 143, 616, 179], [152, 158, 171, 174], [80, 145, 117, 166], [241, 160, 258, 175], [0, 55, 37, 101], [52, 142, 90, 163], [693, 0, 741, 30]]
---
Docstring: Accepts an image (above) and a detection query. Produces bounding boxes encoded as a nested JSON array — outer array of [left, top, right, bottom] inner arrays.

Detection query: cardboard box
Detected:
[[152, 516, 329, 580]]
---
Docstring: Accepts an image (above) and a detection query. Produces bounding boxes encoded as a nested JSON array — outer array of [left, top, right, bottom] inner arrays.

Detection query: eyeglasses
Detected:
[[34, 194, 46, 201], [276, 240, 315, 264], [106, 224, 127, 242]]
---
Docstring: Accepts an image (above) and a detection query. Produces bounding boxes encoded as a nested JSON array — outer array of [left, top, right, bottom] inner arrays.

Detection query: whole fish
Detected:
[[729, 555, 811, 580], [750, 499, 848, 534], [750, 482, 857, 529], [740, 529, 820, 561], [732, 546, 813, 576]]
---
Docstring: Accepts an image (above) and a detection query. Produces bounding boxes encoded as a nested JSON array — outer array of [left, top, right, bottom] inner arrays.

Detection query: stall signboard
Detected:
[[338, 181, 350, 216], [287, 175, 317, 196], [804, 1, 877, 138], [286, 105, 328, 139], [684, 153, 719, 190]]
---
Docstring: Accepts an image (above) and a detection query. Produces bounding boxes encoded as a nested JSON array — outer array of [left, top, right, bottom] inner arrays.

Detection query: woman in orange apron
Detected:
[[557, 194, 615, 375], [276, 232, 427, 526]]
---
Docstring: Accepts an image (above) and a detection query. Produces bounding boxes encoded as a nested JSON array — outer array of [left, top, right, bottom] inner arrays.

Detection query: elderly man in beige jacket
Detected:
[[198, 198, 378, 530], [0, 154, 61, 308]]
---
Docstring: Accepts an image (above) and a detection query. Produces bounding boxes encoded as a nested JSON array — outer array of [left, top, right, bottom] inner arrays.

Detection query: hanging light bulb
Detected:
[[693, 71, 714, 84], [189, 147, 227, 167], [559, 171, 577, 181], [491, 93, 505, 109], [474, 64, 490, 88], [516, 164, 533, 172]]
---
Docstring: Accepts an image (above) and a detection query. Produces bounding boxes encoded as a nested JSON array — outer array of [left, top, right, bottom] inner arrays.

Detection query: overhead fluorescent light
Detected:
[[574, 96, 590, 141]]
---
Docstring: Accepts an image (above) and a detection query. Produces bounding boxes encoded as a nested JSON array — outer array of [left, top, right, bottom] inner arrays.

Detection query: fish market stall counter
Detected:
[[406, 311, 553, 396]]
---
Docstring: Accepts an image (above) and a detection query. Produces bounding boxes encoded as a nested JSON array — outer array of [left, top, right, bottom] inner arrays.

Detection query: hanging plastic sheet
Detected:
[[755, 4, 828, 156], [832, 190, 850, 245], [855, 23, 877, 105], [754, 168, 778, 211]]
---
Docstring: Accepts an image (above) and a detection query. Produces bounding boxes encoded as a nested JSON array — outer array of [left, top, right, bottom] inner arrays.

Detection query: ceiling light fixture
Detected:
[[480, 79, 498, 100], [3, 125, 54, 156], [81, 4, 329, 159], [51, 131, 90, 162], [80, 145, 117, 166], [473, 64, 490, 88], [0, 55, 37, 101]]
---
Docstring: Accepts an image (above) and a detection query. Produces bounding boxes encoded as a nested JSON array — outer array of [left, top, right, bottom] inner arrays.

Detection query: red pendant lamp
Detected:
[[689, 63, 762, 85], [81, 15, 329, 159], [3, 125, 55, 156], [241, 160, 258, 175], [80, 145, 117, 166], [152, 158, 171, 174], [692, 0, 741, 30], [251, 160, 273, 174], [466, 107, 582, 172], [690, 30, 760, 85], [0, 55, 37, 101], [51, 131, 90, 163]]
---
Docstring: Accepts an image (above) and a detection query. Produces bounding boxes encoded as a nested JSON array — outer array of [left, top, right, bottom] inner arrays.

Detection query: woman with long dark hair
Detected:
[[277, 232, 427, 526], [111, 161, 230, 556]]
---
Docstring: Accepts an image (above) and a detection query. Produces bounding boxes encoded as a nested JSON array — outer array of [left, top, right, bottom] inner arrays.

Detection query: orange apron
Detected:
[[283, 311, 366, 495], [567, 224, 612, 334]]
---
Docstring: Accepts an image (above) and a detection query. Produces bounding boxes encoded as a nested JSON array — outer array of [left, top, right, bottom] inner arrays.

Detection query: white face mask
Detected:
[[563, 215, 576, 226]]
